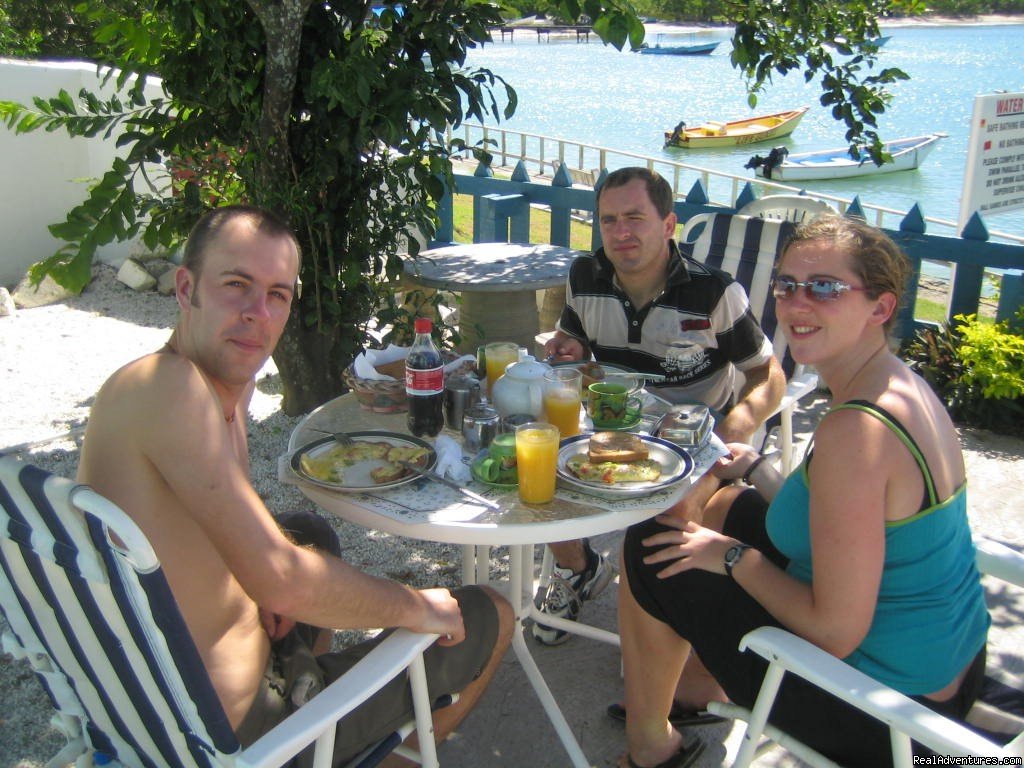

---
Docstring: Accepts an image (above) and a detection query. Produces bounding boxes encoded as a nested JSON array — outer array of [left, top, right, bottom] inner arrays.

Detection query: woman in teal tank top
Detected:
[[615, 215, 990, 768]]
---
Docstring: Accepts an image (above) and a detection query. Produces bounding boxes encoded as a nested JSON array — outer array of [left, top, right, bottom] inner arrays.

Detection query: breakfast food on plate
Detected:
[[564, 432, 662, 485], [587, 431, 649, 463], [578, 361, 606, 389], [385, 444, 430, 464], [370, 462, 411, 483], [299, 440, 429, 485], [566, 455, 663, 485]]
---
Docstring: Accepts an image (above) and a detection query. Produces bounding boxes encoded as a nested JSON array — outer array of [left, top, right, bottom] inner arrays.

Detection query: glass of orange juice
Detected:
[[543, 368, 582, 438], [515, 422, 561, 504], [484, 341, 519, 395]]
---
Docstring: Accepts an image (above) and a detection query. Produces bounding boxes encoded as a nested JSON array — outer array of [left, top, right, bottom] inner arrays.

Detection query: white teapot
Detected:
[[491, 355, 552, 418]]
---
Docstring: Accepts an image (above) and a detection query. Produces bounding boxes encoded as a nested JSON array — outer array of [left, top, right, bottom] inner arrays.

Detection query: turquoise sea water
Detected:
[[463, 22, 1024, 239]]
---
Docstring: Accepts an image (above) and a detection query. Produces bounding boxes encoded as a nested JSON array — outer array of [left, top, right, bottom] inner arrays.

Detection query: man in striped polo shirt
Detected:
[[534, 167, 784, 649]]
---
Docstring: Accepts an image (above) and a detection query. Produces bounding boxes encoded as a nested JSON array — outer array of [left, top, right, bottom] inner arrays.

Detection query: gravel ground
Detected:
[[2, 264, 1021, 768], [0, 265, 471, 767]]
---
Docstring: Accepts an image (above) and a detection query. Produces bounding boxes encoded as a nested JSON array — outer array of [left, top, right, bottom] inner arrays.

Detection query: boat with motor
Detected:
[[745, 133, 947, 181], [638, 40, 718, 56], [663, 107, 809, 148]]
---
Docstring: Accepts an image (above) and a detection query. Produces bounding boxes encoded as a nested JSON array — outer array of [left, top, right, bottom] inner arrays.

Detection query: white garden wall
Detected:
[[0, 59, 165, 287]]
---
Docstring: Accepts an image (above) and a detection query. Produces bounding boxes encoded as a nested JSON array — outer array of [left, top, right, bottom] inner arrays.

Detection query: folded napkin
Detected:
[[434, 434, 472, 483], [352, 346, 477, 381], [444, 354, 478, 374]]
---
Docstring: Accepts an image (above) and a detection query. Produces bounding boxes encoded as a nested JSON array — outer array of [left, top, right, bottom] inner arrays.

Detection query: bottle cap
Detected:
[[414, 317, 433, 334]]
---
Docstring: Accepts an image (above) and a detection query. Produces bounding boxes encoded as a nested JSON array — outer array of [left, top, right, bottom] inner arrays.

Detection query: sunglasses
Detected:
[[772, 276, 867, 302]]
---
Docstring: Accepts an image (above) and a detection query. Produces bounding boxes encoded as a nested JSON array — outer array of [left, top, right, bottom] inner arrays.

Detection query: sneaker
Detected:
[[532, 542, 616, 646]]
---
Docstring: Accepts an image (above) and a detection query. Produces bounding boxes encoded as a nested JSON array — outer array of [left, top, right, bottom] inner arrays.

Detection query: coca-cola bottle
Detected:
[[406, 317, 444, 437]]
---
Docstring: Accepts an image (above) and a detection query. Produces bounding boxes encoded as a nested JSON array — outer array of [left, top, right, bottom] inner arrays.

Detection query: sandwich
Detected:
[[565, 432, 663, 485]]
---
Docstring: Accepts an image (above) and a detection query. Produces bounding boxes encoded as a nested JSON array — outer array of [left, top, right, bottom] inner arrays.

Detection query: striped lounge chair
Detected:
[[0, 456, 443, 768], [679, 212, 820, 472]]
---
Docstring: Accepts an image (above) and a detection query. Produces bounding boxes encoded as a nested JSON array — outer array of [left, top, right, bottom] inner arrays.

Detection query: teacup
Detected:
[[476, 432, 518, 483], [587, 382, 642, 428]]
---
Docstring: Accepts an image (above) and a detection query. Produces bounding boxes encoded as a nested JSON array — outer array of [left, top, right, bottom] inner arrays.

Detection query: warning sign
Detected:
[[959, 92, 1024, 230]]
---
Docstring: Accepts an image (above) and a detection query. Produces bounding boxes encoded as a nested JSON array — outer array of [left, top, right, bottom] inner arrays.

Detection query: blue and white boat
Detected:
[[746, 133, 947, 181], [638, 40, 718, 56], [637, 33, 719, 56]]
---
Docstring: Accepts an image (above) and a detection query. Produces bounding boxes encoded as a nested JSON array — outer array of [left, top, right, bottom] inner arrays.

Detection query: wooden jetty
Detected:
[[493, 24, 592, 42]]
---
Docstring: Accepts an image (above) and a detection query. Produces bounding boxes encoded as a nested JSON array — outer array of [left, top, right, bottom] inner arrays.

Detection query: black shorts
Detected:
[[235, 512, 500, 765], [622, 489, 985, 768]]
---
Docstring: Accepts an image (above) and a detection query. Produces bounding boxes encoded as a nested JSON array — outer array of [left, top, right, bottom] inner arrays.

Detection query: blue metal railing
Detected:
[[441, 122, 1024, 246], [433, 160, 1024, 339]]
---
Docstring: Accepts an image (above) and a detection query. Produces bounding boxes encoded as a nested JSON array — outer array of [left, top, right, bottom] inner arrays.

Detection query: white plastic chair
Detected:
[[711, 537, 1024, 768], [738, 194, 835, 223], [0, 456, 444, 768], [680, 212, 819, 472]]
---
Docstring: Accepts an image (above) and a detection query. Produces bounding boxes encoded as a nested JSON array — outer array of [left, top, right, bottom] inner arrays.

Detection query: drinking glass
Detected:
[[587, 382, 643, 428], [484, 341, 519, 395], [515, 422, 560, 504], [542, 368, 582, 438]]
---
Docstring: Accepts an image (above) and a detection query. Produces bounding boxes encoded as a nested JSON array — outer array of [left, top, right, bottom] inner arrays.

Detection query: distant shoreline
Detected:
[[641, 13, 1024, 34]]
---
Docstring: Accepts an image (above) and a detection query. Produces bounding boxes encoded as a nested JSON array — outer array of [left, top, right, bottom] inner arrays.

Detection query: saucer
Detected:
[[590, 412, 643, 432], [470, 450, 518, 489]]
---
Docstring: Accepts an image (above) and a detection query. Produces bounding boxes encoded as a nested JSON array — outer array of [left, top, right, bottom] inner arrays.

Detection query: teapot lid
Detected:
[[503, 355, 551, 379]]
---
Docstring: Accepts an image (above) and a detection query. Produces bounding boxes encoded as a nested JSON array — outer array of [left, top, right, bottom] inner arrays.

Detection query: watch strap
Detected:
[[724, 543, 752, 579]]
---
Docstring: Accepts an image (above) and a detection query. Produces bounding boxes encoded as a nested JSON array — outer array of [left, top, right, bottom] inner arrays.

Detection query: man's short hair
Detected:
[[182, 205, 300, 279], [598, 167, 674, 219]]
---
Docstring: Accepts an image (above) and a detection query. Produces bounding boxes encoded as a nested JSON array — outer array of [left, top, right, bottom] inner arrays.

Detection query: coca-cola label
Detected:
[[406, 365, 444, 396]]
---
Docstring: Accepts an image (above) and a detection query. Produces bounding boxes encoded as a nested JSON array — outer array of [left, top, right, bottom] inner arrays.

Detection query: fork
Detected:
[[308, 428, 356, 446]]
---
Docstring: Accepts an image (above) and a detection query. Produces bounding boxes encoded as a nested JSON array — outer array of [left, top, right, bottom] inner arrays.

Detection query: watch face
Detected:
[[725, 544, 749, 571]]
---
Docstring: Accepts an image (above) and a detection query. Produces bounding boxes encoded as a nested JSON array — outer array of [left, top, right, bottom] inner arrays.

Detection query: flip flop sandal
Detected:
[[606, 701, 725, 728], [626, 736, 706, 768]]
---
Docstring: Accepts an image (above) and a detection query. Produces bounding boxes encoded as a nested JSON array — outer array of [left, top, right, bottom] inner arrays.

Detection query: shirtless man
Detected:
[[78, 205, 512, 765]]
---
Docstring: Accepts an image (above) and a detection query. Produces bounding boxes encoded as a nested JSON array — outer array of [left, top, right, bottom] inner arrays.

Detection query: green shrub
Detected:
[[902, 313, 1024, 436]]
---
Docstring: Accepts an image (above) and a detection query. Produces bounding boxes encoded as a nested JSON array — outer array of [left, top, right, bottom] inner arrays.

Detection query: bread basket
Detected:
[[343, 364, 409, 413], [343, 352, 474, 414]]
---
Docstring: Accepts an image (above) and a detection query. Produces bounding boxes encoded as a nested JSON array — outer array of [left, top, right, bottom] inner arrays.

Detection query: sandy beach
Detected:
[[644, 12, 1024, 34]]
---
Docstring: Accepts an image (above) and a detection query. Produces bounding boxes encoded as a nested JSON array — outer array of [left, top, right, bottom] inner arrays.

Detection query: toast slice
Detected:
[[588, 431, 649, 463]]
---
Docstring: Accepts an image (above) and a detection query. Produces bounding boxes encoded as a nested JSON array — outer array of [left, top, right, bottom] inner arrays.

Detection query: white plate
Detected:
[[556, 433, 694, 499], [291, 431, 437, 492]]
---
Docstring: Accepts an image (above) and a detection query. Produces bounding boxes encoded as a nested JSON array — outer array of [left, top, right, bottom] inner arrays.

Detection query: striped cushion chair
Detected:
[[0, 456, 442, 768], [679, 212, 820, 473]]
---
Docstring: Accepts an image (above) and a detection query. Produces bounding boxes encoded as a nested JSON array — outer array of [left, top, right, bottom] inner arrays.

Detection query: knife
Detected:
[[398, 461, 501, 510]]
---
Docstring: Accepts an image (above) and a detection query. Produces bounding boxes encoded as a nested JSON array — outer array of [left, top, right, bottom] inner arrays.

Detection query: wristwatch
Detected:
[[723, 543, 752, 579]]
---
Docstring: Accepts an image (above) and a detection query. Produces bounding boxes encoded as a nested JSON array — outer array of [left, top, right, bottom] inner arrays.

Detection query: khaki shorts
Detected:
[[236, 585, 498, 766]]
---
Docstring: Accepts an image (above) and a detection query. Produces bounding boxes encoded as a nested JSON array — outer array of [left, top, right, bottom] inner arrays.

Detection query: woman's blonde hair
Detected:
[[783, 214, 911, 332]]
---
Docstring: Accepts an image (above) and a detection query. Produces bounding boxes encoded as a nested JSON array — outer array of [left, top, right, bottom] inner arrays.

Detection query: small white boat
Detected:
[[746, 133, 946, 181]]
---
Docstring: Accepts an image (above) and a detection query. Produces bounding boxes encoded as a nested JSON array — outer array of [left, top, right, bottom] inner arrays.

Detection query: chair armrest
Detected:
[[739, 626, 1001, 758], [974, 537, 1024, 588], [776, 371, 818, 417], [237, 629, 439, 768]]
